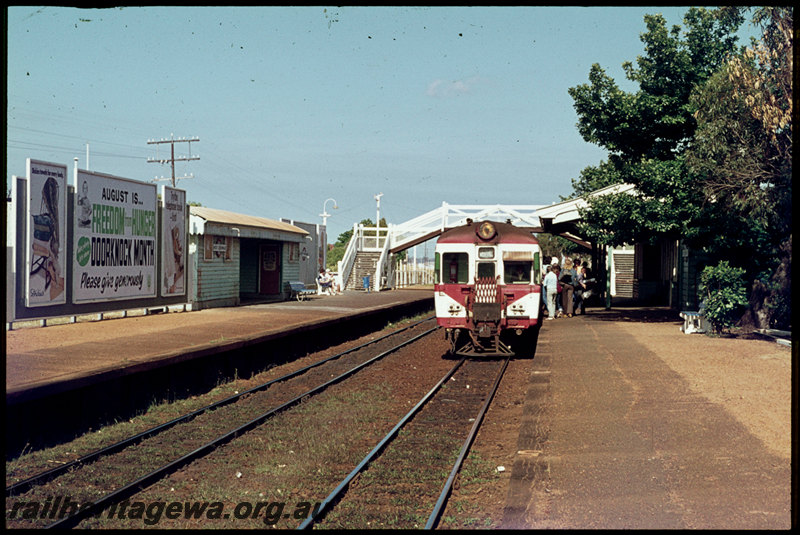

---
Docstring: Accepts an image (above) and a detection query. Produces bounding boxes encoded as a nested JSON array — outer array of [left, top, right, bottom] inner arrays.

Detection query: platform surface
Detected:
[[6, 289, 433, 397]]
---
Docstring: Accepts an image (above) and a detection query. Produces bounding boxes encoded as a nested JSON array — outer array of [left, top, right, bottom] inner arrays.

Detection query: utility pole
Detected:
[[147, 134, 200, 187], [374, 192, 384, 227], [320, 198, 338, 272]]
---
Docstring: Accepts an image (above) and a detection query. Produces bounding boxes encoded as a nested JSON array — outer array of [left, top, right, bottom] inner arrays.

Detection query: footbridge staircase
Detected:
[[337, 203, 544, 292]]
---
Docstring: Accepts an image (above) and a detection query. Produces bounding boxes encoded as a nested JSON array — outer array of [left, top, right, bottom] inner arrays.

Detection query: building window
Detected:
[[288, 242, 299, 263], [204, 235, 232, 261]]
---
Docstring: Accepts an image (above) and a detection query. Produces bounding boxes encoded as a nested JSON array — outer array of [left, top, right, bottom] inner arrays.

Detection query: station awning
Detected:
[[536, 183, 636, 239], [190, 206, 309, 242]]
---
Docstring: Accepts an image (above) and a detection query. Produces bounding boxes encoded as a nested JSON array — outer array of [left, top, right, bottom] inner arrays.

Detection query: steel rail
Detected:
[[44, 326, 438, 529], [7, 316, 434, 497], [425, 356, 511, 529], [297, 356, 467, 530]]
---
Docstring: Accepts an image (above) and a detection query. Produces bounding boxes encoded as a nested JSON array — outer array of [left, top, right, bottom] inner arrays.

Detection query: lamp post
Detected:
[[320, 198, 338, 272], [374, 192, 384, 227]]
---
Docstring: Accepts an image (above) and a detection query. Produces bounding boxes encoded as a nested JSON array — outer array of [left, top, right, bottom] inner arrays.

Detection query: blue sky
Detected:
[[7, 6, 756, 240]]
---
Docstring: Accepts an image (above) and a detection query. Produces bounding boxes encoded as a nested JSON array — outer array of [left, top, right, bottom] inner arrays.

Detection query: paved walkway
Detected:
[[503, 309, 791, 529]]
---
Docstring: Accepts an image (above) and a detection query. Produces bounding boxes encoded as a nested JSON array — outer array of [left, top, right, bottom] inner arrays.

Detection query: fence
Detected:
[[393, 260, 434, 288]]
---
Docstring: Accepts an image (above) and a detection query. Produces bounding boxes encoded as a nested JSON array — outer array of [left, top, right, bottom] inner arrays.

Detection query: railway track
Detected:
[[299, 355, 510, 530], [5, 317, 438, 529]]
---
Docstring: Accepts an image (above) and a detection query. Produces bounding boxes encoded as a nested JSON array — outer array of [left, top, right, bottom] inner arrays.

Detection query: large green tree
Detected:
[[575, 157, 709, 247], [568, 8, 744, 250], [569, 6, 792, 328], [569, 160, 622, 197], [569, 8, 743, 166], [686, 6, 792, 328], [688, 7, 792, 240]]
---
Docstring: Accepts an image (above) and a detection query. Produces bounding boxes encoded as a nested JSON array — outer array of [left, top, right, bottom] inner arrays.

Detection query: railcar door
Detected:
[[259, 244, 281, 294]]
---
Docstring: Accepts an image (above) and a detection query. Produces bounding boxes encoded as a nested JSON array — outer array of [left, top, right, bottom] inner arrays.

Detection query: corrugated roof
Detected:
[[190, 206, 308, 236], [536, 183, 636, 218]]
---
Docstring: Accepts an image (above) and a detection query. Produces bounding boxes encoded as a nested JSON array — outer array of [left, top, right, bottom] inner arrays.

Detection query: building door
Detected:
[[611, 250, 635, 298], [259, 244, 281, 294]]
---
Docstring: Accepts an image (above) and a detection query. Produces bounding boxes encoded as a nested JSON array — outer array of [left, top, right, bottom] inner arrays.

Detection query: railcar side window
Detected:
[[442, 253, 469, 284], [477, 262, 495, 280], [504, 261, 532, 284]]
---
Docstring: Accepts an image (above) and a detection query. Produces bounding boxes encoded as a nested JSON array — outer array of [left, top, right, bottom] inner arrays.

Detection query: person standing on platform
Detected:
[[574, 263, 586, 315], [543, 265, 559, 320], [559, 258, 576, 317]]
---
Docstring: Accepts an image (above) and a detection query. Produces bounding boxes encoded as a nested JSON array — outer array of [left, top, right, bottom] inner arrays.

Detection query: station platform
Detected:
[[6, 289, 433, 455]]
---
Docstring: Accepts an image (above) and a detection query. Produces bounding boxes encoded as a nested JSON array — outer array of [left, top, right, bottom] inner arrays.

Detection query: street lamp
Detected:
[[320, 198, 338, 228], [374, 192, 383, 226], [320, 198, 338, 273]]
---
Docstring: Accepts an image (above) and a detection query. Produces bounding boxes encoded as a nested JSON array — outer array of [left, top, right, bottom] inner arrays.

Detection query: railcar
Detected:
[[434, 219, 543, 357]]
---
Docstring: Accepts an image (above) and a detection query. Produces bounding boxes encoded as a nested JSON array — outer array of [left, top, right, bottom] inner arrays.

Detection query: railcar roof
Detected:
[[437, 221, 538, 245]]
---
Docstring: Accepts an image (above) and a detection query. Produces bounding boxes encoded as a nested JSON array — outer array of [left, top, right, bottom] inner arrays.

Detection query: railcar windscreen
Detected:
[[504, 261, 532, 283], [477, 262, 495, 279], [441, 252, 469, 284]]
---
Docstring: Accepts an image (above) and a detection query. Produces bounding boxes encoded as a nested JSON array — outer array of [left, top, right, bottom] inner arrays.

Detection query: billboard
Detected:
[[161, 186, 186, 296], [26, 159, 67, 307], [72, 170, 158, 303]]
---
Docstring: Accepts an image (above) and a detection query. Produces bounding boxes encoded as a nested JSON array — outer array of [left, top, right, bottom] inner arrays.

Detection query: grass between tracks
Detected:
[[5, 379, 247, 488], [75, 383, 397, 529], [439, 451, 503, 528]]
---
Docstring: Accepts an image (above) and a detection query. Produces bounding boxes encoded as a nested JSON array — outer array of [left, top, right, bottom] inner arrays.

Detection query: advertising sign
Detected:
[[73, 170, 158, 303], [161, 186, 186, 296], [26, 159, 67, 307]]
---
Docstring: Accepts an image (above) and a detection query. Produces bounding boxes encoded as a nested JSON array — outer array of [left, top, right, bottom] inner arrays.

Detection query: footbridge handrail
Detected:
[[341, 203, 545, 291], [390, 202, 545, 253], [336, 222, 359, 292]]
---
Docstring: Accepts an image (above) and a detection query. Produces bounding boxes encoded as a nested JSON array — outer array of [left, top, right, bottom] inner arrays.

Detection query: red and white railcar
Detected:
[[434, 220, 543, 356]]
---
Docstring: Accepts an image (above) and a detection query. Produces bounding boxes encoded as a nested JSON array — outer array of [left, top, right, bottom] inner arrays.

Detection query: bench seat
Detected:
[[679, 310, 709, 334], [287, 281, 316, 301]]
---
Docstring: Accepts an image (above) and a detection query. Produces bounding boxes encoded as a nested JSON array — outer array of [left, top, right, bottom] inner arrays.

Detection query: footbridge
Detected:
[[337, 202, 545, 292], [336, 184, 636, 292]]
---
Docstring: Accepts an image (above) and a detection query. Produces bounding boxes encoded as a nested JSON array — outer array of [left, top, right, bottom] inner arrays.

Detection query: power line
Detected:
[[198, 144, 316, 218], [7, 125, 150, 151], [7, 139, 145, 159], [147, 134, 200, 187]]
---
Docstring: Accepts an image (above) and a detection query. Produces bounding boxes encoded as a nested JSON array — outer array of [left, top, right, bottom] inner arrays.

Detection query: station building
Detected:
[[535, 183, 710, 310], [188, 206, 318, 310]]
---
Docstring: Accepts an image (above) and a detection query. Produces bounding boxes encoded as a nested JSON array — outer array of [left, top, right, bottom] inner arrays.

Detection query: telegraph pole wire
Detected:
[[147, 134, 200, 187]]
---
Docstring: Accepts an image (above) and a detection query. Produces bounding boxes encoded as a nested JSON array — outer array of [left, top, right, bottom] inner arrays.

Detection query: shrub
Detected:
[[698, 261, 749, 334]]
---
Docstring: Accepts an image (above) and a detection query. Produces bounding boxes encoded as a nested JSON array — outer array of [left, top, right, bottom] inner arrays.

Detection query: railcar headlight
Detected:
[[476, 221, 496, 240], [447, 304, 463, 316], [508, 303, 526, 315]]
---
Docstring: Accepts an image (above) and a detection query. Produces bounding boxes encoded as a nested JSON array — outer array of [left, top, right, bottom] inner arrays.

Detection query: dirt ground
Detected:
[[614, 320, 792, 460], [452, 308, 792, 527]]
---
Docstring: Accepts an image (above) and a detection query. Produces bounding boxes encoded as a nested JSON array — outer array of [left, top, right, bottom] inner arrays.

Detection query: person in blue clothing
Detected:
[[543, 264, 559, 320]]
